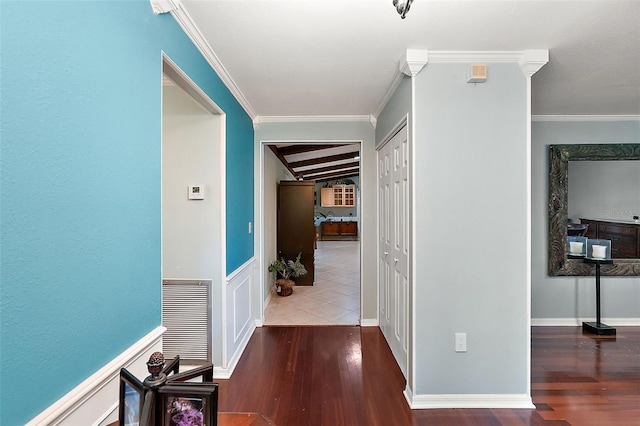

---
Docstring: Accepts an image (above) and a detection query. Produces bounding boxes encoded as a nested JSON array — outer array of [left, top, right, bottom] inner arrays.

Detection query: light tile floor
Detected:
[[264, 240, 361, 325]]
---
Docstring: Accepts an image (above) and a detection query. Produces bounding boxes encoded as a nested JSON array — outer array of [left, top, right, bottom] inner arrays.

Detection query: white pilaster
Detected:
[[519, 48, 548, 406]]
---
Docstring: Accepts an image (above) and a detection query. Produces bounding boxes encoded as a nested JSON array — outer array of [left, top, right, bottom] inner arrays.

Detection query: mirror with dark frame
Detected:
[[548, 143, 640, 276]]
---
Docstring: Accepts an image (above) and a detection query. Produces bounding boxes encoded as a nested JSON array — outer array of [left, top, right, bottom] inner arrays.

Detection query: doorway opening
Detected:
[[161, 55, 225, 365], [259, 141, 363, 325]]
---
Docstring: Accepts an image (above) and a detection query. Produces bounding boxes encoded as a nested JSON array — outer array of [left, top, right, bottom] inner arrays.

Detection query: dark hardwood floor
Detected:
[[216, 326, 640, 426]]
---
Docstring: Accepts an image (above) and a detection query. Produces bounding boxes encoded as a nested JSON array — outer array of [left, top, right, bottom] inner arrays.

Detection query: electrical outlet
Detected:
[[455, 333, 467, 352], [248, 222, 252, 234]]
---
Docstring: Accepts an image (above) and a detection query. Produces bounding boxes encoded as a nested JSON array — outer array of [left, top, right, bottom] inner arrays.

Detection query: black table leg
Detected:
[[582, 260, 616, 336]]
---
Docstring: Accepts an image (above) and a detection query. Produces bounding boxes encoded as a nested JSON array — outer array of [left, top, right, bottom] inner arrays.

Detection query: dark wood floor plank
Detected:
[[214, 326, 640, 426]]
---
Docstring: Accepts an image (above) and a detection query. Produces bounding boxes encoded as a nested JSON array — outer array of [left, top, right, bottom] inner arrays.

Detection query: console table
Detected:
[[582, 257, 616, 336]]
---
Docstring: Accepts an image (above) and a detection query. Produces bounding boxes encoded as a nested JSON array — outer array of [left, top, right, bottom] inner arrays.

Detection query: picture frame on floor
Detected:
[[118, 368, 145, 426], [157, 384, 218, 426]]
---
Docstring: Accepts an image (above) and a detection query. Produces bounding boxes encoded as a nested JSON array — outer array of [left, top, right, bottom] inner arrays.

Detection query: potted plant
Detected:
[[268, 252, 308, 296]]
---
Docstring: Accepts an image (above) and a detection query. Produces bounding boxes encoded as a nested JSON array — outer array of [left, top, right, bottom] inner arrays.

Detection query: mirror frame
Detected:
[[548, 143, 640, 276]]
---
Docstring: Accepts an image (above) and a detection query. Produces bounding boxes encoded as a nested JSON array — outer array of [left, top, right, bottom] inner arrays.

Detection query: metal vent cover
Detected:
[[162, 279, 212, 364]]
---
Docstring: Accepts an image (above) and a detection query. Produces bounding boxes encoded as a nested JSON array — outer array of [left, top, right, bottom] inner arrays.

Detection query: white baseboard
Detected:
[[27, 326, 166, 426], [360, 318, 379, 327], [532, 318, 640, 326], [406, 392, 535, 409], [214, 321, 256, 379]]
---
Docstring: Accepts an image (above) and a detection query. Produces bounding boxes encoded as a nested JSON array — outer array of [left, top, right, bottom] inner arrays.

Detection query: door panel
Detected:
[[378, 124, 409, 377], [277, 181, 315, 286]]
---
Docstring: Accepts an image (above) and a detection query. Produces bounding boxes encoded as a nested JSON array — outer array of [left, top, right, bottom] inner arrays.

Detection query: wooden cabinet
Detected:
[[340, 221, 357, 236], [320, 187, 334, 207], [278, 181, 315, 285], [320, 220, 358, 239], [321, 221, 340, 236], [580, 218, 640, 258], [320, 184, 356, 207]]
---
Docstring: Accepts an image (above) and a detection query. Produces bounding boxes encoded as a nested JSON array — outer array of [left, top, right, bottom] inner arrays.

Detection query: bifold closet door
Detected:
[[378, 124, 409, 377]]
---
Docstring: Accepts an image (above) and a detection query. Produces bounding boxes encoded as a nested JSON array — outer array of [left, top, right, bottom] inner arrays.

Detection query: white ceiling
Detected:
[[179, 0, 640, 118]]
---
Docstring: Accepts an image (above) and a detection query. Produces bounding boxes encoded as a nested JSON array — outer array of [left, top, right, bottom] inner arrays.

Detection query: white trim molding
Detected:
[[150, 0, 257, 119], [405, 393, 535, 409], [254, 115, 374, 129], [532, 318, 640, 327], [399, 49, 430, 77], [27, 326, 166, 426], [372, 67, 406, 119], [150, 0, 179, 14], [519, 49, 550, 77], [360, 318, 379, 327], [374, 49, 550, 125], [532, 115, 640, 122]]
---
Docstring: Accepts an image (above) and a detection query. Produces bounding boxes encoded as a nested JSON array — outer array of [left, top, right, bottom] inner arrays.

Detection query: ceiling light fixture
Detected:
[[393, 0, 413, 19]]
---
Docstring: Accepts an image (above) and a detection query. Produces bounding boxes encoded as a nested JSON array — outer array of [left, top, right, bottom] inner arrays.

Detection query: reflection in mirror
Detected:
[[568, 160, 639, 226], [548, 144, 640, 276]]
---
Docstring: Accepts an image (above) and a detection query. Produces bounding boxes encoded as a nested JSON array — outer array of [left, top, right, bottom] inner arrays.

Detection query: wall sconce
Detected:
[[393, 0, 413, 19]]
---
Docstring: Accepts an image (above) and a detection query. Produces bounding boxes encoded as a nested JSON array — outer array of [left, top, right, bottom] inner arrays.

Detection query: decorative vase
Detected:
[[275, 279, 294, 297]]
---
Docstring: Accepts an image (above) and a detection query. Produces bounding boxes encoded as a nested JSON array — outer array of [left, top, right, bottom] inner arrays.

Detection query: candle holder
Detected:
[[566, 235, 587, 258], [586, 238, 611, 260]]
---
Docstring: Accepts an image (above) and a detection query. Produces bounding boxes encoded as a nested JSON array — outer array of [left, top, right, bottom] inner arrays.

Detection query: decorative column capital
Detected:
[[399, 49, 429, 77], [519, 49, 549, 77], [150, 0, 181, 15]]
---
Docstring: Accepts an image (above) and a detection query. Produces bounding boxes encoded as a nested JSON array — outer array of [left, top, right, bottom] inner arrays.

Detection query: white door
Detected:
[[378, 124, 409, 377]]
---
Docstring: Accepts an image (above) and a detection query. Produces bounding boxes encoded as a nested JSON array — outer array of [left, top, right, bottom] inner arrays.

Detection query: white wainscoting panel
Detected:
[[216, 258, 256, 378]]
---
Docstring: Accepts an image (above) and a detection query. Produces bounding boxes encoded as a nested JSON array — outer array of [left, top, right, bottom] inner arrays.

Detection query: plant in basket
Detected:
[[268, 252, 307, 296]]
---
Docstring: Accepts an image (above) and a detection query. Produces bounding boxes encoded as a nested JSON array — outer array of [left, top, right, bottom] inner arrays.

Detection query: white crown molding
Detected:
[[374, 49, 551, 121], [372, 49, 428, 120], [532, 115, 640, 122], [428, 51, 524, 63], [399, 49, 429, 77], [151, 0, 257, 120], [519, 49, 549, 77], [423, 49, 549, 67], [150, 0, 179, 14], [372, 66, 406, 119], [255, 115, 374, 127], [368, 114, 377, 129]]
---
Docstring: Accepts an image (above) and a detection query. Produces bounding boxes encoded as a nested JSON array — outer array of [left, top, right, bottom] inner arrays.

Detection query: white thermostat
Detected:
[[188, 185, 205, 200]]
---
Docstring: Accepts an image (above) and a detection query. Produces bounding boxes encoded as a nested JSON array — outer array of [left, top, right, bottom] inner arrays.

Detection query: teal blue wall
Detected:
[[0, 1, 253, 423]]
